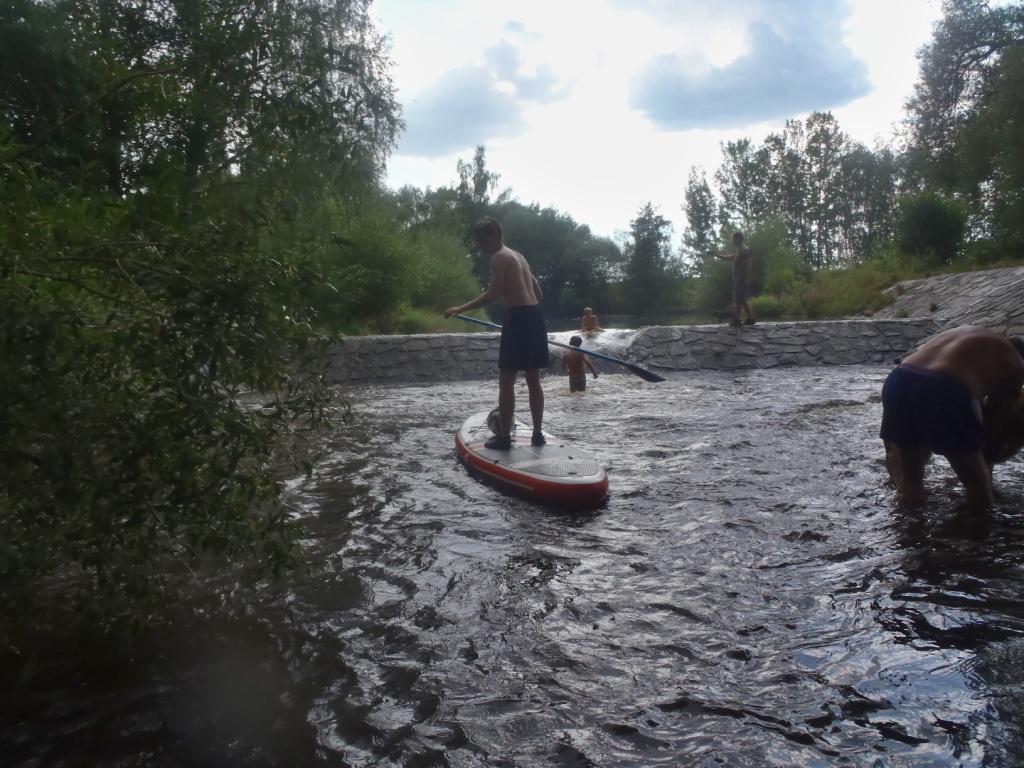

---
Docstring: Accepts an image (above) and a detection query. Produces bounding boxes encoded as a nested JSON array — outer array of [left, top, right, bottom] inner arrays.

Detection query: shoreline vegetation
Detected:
[[359, 257, 1024, 336], [1, 0, 1022, 656]]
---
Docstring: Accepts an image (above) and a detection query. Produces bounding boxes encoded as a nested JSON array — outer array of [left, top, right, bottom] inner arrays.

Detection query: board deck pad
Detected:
[[456, 411, 609, 507]]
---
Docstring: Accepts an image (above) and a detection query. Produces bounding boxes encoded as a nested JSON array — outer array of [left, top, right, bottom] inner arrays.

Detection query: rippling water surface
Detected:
[[7, 365, 1024, 766]]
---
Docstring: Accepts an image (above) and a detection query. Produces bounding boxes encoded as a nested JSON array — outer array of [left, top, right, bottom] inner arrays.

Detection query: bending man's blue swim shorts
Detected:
[[879, 364, 983, 456]]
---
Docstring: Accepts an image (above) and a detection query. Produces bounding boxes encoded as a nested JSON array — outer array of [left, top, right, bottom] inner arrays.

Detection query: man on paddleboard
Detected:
[[445, 218, 548, 450], [880, 326, 1024, 510]]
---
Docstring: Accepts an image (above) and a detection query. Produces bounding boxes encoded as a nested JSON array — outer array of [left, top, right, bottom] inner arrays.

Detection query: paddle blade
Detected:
[[626, 363, 666, 383]]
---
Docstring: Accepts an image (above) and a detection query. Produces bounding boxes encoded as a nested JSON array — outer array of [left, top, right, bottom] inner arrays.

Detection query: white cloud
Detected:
[[375, 0, 941, 237], [395, 36, 571, 157], [398, 65, 526, 157], [629, 1, 872, 130]]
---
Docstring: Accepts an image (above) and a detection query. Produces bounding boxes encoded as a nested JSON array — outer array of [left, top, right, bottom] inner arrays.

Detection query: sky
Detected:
[[372, 0, 942, 241]]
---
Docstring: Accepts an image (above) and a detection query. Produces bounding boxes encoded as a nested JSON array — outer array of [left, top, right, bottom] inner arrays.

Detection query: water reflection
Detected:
[[4, 366, 1024, 766]]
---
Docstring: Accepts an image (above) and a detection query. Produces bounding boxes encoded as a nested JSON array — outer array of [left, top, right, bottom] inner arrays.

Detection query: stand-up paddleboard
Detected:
[[455, 412, 609, 508]]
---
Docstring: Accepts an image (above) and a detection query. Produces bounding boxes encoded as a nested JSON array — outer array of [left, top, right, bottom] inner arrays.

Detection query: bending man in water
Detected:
[[445, 218, 548, 450], [880, 325, 1024, 509]]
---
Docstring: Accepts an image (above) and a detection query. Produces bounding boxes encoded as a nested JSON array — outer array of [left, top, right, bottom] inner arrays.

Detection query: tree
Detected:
[[905, 0, 1024, 188], [497, 201, 617, 318], [681, 167, 718, 277], [0, 0, 400, 195], [803, 112, 848, 268], [0, 0, 402, 651], [897, 192, 968, 264], [708, 112, 901, 271], [762, 120, 811, 258], [624, 203, 676, 316], [715, 138, 769, 231], [837, 146, 900, 260]]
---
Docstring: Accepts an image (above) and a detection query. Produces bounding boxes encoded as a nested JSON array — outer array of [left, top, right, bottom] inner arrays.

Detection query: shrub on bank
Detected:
[[750, 294, 788, 319]]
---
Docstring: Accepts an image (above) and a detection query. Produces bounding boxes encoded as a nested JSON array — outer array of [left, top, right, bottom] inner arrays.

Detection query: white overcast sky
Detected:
[[372, 0, 941, 241]]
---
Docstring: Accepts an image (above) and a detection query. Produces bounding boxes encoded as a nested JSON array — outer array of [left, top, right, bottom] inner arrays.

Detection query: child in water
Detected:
[[563, 336, 599, 393]]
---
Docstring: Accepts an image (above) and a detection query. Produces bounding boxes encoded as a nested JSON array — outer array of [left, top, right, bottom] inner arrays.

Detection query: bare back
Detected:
[[903, 326, 1023, 400], [564, 349, 586, 377], [491, 247, 540, 307]]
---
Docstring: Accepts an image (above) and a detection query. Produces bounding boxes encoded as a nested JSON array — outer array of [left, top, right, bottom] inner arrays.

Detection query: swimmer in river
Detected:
[[563, 336, 598, 393], [445, 218, 548, 450], [580, 307, 602, 333], [880, 325, 1024, 510]]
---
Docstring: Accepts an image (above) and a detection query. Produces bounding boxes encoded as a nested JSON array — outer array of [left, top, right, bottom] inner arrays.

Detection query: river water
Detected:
[[6, 365, 1024, 766]]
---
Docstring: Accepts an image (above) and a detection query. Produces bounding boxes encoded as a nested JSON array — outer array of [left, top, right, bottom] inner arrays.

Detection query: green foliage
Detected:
[[0, 0, 401, 654], [0, 162, 336, 652], [955, 43, 1024, 244], [750, 294, 787, 319], [712, 113, 900, 270], [690, 258, 734, 316], [681, 167, 718, 276], [624, 203, 685, 315], [906, 0, 1024, 184], [905, 1, 1024, 247], [407, 229, 481, 311], [791, 261, 902, 319], [897, 192, 968, 265], [746, 220, 803, 297]]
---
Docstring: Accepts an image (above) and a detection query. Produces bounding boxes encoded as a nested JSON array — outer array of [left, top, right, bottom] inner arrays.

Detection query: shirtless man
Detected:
[[445, 218, 548, 450], [716, 232, 755, 326], [880, 325, 1024, 509]]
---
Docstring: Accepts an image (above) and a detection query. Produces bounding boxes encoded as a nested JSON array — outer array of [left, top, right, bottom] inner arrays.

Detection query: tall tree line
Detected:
[[392, 145, 626, 319], [684, 0, 1024, 277], [685, 112, 900, 273]]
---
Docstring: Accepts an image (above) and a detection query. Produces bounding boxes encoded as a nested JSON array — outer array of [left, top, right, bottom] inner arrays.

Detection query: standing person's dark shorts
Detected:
[[733, 277, 749, 305], [499, 305, 549, 370]]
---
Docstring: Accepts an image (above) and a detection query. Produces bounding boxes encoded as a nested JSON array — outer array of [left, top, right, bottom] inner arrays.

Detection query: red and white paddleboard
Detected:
[[455, 411, 609, 508]]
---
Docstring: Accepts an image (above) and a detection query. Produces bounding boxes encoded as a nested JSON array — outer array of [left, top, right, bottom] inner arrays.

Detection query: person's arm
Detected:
[[445, 254, 505, 317], [585, 358, 598, 378], [983, 355, 1024, 465]]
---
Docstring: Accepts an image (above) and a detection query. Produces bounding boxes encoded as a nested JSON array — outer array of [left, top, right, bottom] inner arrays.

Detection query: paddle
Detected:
[[453, 313, 666, 383]]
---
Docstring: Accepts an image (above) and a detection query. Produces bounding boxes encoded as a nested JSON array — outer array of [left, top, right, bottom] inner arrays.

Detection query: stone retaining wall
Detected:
[[327, 319, 939, 384], [630, 319, 938, 371]]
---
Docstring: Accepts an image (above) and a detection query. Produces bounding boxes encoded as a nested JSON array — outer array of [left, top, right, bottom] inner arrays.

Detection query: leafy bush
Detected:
[[691, 259, 734, 316], [789, 259, 904, 318], [747, 220, 805, 297], [408, 229, 481, 310], [750, 294, 788, 318], [0, 159, 338, 654]]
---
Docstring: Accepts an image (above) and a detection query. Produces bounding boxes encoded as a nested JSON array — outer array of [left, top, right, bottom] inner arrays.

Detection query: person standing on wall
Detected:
[[445, 218, 549, 449], [717, 231, 756, 326]]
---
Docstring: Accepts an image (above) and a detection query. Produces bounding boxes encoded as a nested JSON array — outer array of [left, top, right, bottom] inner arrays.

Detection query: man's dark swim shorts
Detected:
[[499, 305, 549, 370], [879, 364, 983, 456], [733, 278, 748, 304]]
